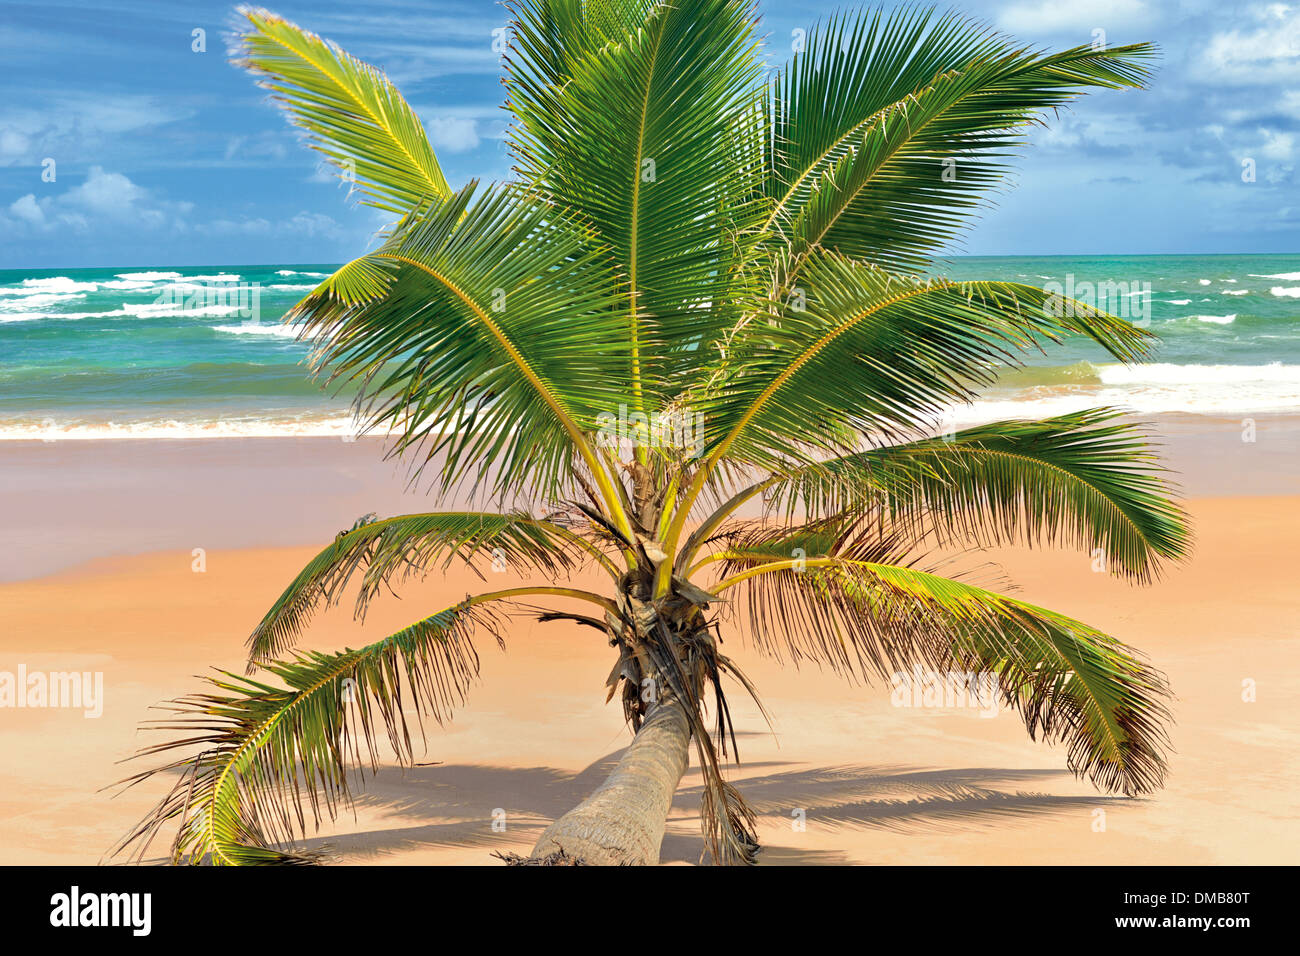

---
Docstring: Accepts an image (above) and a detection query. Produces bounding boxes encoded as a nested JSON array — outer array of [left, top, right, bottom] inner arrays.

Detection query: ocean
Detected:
[[1, 254, 1298, 440]]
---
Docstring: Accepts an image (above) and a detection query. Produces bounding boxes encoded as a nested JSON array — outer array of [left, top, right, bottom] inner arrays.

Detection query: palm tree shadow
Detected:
[[660, 764, 1120, 865], [306, 755, 1122, 864]]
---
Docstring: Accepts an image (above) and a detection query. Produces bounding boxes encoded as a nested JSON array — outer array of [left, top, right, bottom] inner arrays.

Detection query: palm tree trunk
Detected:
[[529, 697, 692, 865]]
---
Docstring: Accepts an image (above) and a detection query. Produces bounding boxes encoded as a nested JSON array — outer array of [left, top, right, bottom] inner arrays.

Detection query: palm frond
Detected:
[[695, 252, 1153, 472], [506, 0, 769, 391], [289, 182, 631, 504], [235, 6, 451, 212], [248, 510, 612, 666], [768, 7, 1156, 269], [715, 557, 1171, 795], [113, 600, 504, 865], [762, 408, 1189, 582]]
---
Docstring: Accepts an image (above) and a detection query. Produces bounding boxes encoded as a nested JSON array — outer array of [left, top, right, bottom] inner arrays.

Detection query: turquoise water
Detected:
[[1, 255, 1297, 438], [0, 266, 349, 437]]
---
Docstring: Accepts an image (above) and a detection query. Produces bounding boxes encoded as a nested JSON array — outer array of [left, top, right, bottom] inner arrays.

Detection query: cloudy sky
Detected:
[[1, 0, 1296, 268]]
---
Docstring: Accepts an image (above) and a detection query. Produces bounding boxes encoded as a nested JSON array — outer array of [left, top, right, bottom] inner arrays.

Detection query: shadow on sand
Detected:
[[295, 746, 1120, 865]]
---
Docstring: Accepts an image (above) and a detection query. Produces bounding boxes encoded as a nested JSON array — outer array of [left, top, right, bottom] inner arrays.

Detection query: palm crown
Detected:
[[117, 1, 1187, 866]]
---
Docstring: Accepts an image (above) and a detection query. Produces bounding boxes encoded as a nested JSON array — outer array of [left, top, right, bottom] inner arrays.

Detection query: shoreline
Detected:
[[3, 398, 1300, 443]]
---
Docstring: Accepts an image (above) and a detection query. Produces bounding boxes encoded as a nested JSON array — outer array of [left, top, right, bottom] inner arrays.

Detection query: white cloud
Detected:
[[287, 212, 346, 239], [1203, 3, 1300, 82], [5, 165, 191, 235], [5, 165, 351, 245], [223, 132, 289, 162], [196, 210, 345, 240], [1260, 129, 1295, 160], [9, 193, 44, 225], [998, 0, 1153, 35], [424, 116, 481, 153], [1032, 111, 1145, 153], [0, 127, 30, 163], [1281, 90, 1300, 117], [63, 167, 146, 216], [0, 94, 193, 167]]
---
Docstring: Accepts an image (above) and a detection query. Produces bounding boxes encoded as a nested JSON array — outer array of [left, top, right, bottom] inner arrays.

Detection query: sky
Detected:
[[0, 0, 1296, 268]]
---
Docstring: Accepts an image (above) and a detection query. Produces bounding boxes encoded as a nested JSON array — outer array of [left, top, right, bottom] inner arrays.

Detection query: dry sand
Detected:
[[1, 426, 1297, 865]]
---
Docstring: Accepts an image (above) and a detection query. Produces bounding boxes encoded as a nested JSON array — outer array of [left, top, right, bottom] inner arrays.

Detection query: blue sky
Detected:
[[1, 0, 1296, 268]]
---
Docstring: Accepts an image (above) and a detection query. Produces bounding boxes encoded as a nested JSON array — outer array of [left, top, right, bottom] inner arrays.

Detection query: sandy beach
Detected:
[[0, 414, 1296, 866]]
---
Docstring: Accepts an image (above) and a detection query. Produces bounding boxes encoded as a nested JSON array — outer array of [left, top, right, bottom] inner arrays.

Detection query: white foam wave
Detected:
[[0, 277, 99, 295], [1269, 286, 1300, 298], [1185, 314, 1236, 325], [939, 363, 1300, 425], [99, 279, 160, 290], [212, 323, 299, 338], [0, 292, 87, 311], [134, 302, 248, 318], [0, 416, 361, 441], [275, 269, 327, 277], [113, 271, 183, 281], [1097, 363, 1293, 385], [1250, 272, 1300, 280], [0, 303, 247, 323]]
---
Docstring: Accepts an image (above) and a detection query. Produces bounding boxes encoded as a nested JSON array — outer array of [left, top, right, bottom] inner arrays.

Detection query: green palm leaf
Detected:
[[248, 510, 614, 666], [113, 600, 500, 865], [290, 182, 630, 501], [715, 556, 1171, 795], [115, 2, 1187, 867], [506, 0, 768, 393], [768, 8, 1156, 269], [695, 252, 1152, 471], [763, 408, 1190, 581], [236, 7, 451, 212]]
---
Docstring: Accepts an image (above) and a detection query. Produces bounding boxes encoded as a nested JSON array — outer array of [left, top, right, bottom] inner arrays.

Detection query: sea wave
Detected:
[[0, 303, 249, 322], [99, 278, 161, 290], [1269, 286, 1300, 298], [0, 415, 360, 441], [213, 323, 300, 337], [115, 270, 183, 280], [940, 362, 1300, 425], [1095, 362, 1297, 384], [0, 277, 99, 295], [1250, 272, 1300, 280], [0, 292, 88, 311], [996, 361, 1298, 389]]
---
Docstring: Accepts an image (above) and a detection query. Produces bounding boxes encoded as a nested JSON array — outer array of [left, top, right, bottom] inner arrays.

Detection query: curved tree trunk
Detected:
[[529, 697, 692, 865]]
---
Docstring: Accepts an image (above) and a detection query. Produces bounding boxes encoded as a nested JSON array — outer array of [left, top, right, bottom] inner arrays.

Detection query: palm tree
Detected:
[[115, 1, 1187, 866]]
